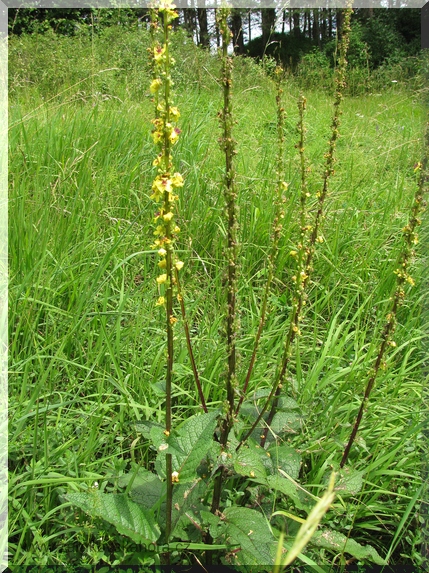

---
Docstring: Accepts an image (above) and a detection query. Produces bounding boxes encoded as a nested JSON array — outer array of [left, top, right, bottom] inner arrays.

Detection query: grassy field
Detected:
[[8, 26, 428, 569]]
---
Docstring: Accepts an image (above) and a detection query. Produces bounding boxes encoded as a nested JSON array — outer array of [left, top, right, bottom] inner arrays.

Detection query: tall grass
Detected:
[[8, 25, 427, 567]]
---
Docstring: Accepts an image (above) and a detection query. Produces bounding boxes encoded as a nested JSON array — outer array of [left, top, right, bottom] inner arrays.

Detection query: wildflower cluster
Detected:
[[148, 1, 184, 307]]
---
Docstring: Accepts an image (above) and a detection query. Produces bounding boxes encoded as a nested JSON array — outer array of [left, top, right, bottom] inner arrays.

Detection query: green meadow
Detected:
[[8, 25, 428, 568]]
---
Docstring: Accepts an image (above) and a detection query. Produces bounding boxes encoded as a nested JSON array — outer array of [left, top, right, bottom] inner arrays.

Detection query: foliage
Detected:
[[246, 31, 318, 71], [8, 7, 146, 36], [324, 21, 371, 70], [296, 49, 333, 91]]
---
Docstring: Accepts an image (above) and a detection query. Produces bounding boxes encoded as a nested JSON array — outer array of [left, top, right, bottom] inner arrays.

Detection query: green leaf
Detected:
[[332, 467, 364, 496], [218, 507, 276, 568], [150, 425, 170, 451], [200, 510, 225, 540], [265, 475, 313, 512], [156, 410, 220, 483], [265, 444, 301, 479], [311, 529, 387, 565], [171, 479, 207, 537], [135, 420, 164, 440], [270, 411, 301, 436], [233, 442, 267, 479], [277, 396, 300, 411], [66, 492, 160, 544], [118, 467, 164, 510], [282, 472, 336, 567]]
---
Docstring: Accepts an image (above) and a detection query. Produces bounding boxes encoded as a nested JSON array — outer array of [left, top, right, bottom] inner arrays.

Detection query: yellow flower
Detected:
[[153, 45, 166, 63], [152, 117, 163, 130], [152, 130, 162, 145], [158, 1, 178, 22], [175, 261, 184, 271], [150, 78, 162, 93], [163, 212, 174, 222], [153, 154, 162, 167], [157, 274, 167, 284], [169, 127, 181, 144], [153, 225, 164, 236], [151, 177, 173, 201], [170, 106, 180, 120], [158, 259, 167, 269], [158, 248, 167, 256], [169, 315, 178, 325], [171, 172, 184, 187], [156, 296, 165, 306]]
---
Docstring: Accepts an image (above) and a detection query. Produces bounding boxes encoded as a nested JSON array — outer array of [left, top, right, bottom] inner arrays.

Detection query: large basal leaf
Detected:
[[171, 479, 207, 539], [311, 529, 387, 565], [118, 466, 164, 510], [270, 411, 302, 436], [156, 410, 220, 483], [264, 475, 313, 512], [66, 492, 160, 544], [219, 507, 276, 569], [332, 467, 364, 496], [200, 509, 226, 540], [135, 420, 164, 441], [265, 444, 301, 479], [277, 396, 300, 411], [247, 410, 302, 446], [233, 442, 267, 480]]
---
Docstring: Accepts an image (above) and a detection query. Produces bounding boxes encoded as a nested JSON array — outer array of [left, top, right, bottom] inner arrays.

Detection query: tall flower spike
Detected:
[[148, 1, 180, 546], [340, 112, 429, 468], [210, 6, 239, 522], [235, 66, 287, 417]]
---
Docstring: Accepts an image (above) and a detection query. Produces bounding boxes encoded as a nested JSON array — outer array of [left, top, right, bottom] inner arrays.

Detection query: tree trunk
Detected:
[[293, 9, 300, 38], [336, 9, 344, 41], [320, 8, 327, 42], [261, 8, 276, 47], [248, 10, 251, 43], [313, 8, 321, 47], [197, 8, 209, 47], [214, 9, 220, 49], [182, 9, 196, 39], [231, 9, 244, 54]]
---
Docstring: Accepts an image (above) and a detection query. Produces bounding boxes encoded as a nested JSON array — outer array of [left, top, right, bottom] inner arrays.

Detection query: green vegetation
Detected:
[[8, 14, 428, 571]]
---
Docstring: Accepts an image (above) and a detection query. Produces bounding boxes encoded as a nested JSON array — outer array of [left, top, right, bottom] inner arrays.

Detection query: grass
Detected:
[[8, 26, 428, 568]]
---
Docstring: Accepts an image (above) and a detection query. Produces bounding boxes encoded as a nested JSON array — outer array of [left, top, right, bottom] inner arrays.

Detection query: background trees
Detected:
[[8, 7, 421, 71]]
